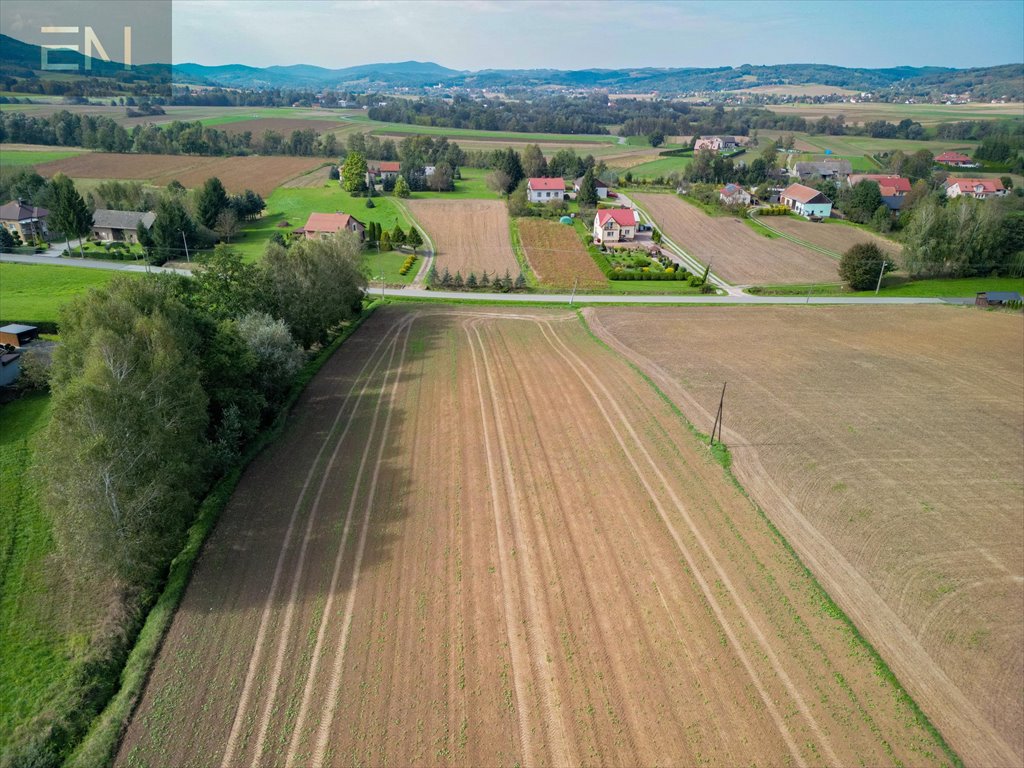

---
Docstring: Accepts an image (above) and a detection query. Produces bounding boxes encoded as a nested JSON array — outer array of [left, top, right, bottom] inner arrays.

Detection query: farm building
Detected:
[[0, 323, 39, 347], [719, 183, 751, 206], [847, 174, 912, 210], [574, 176, 609, 199], [975, 291, 1022, 307], [91, 209, 156, 243], [527, 177, 567, 203], [295, 212, 366, 241], [593, 208, 637, 243], [780, 184, 833, 218], [694, 136, 738, 152], [366, 161, 401, 186], [935, 151, 978, 167], [944, 177, 1007, 199], [0, 200, 49, 242], [792, 159, 852, 181]]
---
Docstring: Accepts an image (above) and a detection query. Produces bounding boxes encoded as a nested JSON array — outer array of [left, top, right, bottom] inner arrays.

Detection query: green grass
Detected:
[[620, 156, 692, 179], [0, 393, 65, 749], [0, 148, 86, 167], [233, 184, 412, 262], [750, 275, 1024, 297], [0, 263, 124, 324]]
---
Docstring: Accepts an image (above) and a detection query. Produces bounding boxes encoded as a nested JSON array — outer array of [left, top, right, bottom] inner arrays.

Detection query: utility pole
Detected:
[[875, 260, 888, 294], [569, 276, 578, 306], [179, 230, 190, 262], [710, 382, 726, 446]]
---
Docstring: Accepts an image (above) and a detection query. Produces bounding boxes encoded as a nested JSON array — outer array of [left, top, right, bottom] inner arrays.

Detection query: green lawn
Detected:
[[0, 263, 124, 324], [0, 148, 86, 167], [750, 275, 1024, 298], [0, 393, 69, 749], [233, 184, 413, 262], [621, 156, 692, 179]]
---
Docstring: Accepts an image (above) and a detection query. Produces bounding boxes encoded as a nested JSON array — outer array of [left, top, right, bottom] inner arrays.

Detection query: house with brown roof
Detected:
[[0, 200, 49, 242], [935, 151, 978, 168], [295, 212, 366, 241], [847, 174, 912, 210], [780, 184, 833, 218], [527, 177, 566, 203], [593, 208, 637, 243], [944, 177, 1007, 199]]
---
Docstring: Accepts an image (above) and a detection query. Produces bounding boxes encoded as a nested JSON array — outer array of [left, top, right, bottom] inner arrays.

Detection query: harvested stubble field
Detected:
[[633, 192, 840, 284], [119, 305, 954, 768], [588, 305, 1024, 768], [516, 218, 607, 291], [406, 199, 519, 277], [33, 153, 323, 196], [762, 216, 903, 258]]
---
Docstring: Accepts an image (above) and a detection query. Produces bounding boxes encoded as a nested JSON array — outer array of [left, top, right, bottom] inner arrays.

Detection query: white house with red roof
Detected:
[[295, 212, 366, 241], [847, 174, 912, 210], [593, 208, 637, 243], [527, 177, 566, 204], [935, 151, 978, 168], [944, 177, 1007, 199], [779, 183, 833, 218]]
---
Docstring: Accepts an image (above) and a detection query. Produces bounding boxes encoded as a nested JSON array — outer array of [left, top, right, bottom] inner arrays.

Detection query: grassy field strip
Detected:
[[747, 212, 841, 259]]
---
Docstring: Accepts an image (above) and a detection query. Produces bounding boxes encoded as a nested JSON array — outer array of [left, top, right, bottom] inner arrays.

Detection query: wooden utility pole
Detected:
[[710, 382, 726, 446]]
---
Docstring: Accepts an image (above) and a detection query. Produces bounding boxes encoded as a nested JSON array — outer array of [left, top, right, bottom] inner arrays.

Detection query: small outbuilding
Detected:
[[0, 324, 39, 348], [975, 291, 1022, 307]]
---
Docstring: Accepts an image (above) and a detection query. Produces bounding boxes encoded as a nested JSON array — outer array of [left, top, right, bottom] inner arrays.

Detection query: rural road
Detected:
[[1, 252, 951, 304]]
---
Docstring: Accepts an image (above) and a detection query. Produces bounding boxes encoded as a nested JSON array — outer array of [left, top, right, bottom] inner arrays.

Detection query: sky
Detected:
[[171, 0, 1024, 71]]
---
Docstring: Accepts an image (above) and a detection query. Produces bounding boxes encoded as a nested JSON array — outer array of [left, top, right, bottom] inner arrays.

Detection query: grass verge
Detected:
[[66, 299, 383, 768], [573, 307, 962, 768]]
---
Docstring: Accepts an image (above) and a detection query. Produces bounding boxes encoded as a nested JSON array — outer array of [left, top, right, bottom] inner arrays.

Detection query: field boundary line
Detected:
[[308, 319, 415, 767], [462, 319, 536, 765], [538, 318, 840, 767], [248, 312, 417, 764], [219, 313, 406, 768]]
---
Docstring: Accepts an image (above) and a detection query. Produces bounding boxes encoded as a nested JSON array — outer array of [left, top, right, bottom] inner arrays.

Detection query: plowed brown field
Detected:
[[763, 216, 903, 258], [516, 218, 607, 290], [33, 153, 323, 196], [634, 192, 840, 284], [589, 305, 1024, 768], [118, 305, 954, 768], [407, 200, 518, 277]]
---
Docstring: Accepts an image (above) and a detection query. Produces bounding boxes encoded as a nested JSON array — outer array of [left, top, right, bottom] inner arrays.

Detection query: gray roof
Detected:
[[0, 324, 37, 334], [794, 160, 853, 177], [91, 209, 156, 231]]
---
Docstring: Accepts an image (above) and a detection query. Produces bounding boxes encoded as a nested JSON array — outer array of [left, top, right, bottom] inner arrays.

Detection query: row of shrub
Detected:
[[398, 253, 418, 276]]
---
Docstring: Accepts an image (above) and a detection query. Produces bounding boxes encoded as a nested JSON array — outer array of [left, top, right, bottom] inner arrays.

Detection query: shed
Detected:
[[0, 324, 38, 347], [975, 291, 1022, 307]]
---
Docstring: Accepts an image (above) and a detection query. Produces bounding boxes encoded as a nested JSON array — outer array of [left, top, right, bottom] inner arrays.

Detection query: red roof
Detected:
[[527, 177, 565, 191], [935, 152, 973, 164], [596, 208, 636, 227], [946, 177, 1005, 193], [848, 174, 911, 194], [303, 212, 364, 233], [781, 183, 829, 205]]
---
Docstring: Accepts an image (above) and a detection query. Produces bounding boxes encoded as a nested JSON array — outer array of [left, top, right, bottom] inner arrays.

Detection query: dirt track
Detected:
[[118, 305, 953, 767], [634, 192, 840, 284], [589, 304, 1024, 768], [406, 200, 519, 279]]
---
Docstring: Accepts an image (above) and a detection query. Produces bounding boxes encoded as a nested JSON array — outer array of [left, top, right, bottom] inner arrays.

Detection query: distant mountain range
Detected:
[[2, 33, 1021, 99]]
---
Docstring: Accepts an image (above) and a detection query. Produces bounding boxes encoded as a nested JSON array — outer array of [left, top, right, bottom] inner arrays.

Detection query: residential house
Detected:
[[91, 209, 156, 243], [792, 159, 852, 181], [718, 183, 751, 206], [780, 184, 833, 218], [847, 174, 912, 210], [527, 177, 566, 204], [574, 176, 609, 199], [295, 212, 366, 241], [365, 161, 402, 187], [0, 200, 49, 242], [593, 208, 637, 243], [944, 177, 1007, 200], [935, 151, 978, 168], [694, 136, 739, 152]]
